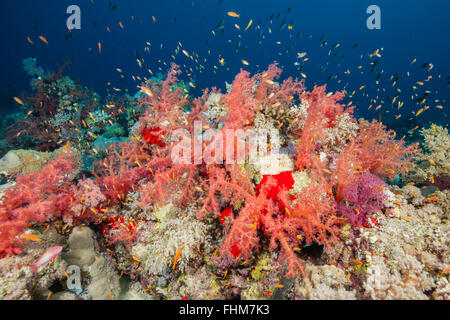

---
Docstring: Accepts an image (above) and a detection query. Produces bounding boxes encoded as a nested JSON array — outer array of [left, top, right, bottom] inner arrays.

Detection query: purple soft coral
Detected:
[[337, 172, 387, 226]]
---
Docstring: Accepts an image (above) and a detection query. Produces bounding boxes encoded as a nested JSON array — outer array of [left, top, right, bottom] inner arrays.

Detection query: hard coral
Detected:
[[407, 125, 450, 186]]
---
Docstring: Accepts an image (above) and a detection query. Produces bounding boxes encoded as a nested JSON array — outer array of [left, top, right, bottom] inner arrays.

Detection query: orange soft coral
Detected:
[[355, 120, 420, 180]]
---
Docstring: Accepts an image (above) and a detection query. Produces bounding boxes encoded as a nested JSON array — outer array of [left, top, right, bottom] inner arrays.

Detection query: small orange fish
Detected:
[[39, 35, 48, 44], [21, 233, 41, 242], [227, 11, 240, 18], [98, 42, 102, 53], [369, 49, 381, 58], [172, 243, 184, 270], [139, 85, 154, 97], [352, 259, 363, 265], [415, 108, 424, 117], [62, 141, 71, 150], [13, 97, 24, 105], [27, 37, 33, 44]]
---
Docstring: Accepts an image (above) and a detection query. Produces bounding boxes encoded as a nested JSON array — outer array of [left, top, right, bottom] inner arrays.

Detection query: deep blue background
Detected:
[[0, 0, 448, 128]]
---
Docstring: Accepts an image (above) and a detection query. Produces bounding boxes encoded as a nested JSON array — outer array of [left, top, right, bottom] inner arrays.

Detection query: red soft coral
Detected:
[[0, 152, 76, 255], [220, 69, 260, 129], [334, 120, 419, 201], [295, 86, 352, 170]]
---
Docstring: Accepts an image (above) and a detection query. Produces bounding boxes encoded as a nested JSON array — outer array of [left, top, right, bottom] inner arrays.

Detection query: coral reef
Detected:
[[0, 62, 446, 300], [407, 125, 449, 187]]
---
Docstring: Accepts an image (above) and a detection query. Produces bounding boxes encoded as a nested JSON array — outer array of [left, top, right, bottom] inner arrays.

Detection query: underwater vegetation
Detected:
[[0, 57, 448, 300]]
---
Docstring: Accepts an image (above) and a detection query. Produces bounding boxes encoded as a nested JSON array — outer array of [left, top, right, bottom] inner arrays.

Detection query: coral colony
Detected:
[[0, 59, 448, 300]]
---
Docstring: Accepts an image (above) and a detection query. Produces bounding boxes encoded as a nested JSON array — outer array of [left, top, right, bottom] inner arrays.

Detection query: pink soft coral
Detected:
[[337, 172, 387, 226]]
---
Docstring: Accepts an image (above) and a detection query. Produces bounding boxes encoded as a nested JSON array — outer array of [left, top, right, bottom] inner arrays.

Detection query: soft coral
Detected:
[[337, 172, 387, 226], [0, 152, 76, 255], [334, 120, 419, 201], [295, 86, 352, 170]]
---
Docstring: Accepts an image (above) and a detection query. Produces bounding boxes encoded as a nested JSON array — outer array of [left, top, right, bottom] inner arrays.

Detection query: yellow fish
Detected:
[[244, 19, 253, 31]]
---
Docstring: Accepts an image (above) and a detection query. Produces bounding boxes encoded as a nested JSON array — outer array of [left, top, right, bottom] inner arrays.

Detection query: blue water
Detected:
[[0, 0, 448, 128]]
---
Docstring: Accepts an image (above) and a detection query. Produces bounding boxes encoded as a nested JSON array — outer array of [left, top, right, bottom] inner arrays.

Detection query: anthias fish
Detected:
[[27, 246, 63, 273]]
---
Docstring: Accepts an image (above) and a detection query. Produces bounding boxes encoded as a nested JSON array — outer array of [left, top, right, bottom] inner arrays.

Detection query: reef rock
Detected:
[[0, 147, 82, 177], [63, 226, 126, 300]]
